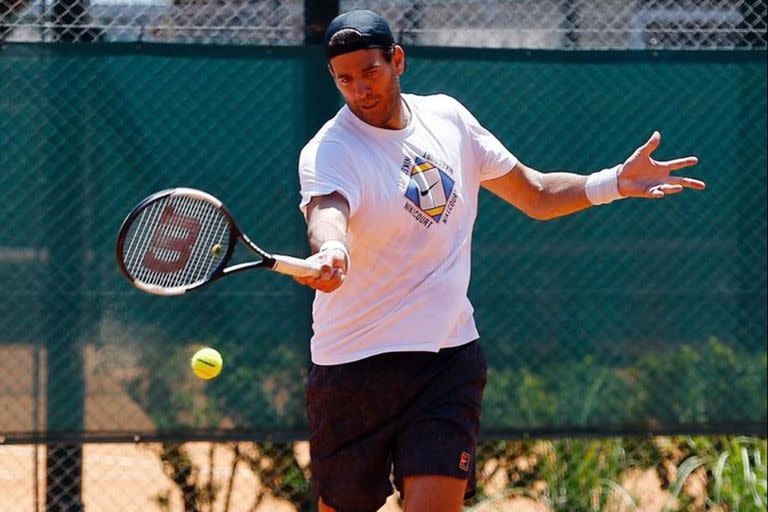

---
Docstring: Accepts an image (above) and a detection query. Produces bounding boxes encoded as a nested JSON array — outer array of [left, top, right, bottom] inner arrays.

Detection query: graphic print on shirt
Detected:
[[401, 156, 458, 228]]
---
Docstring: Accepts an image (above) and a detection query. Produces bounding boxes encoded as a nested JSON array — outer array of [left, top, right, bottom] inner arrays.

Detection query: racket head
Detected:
[[116, 188, 242, 295]]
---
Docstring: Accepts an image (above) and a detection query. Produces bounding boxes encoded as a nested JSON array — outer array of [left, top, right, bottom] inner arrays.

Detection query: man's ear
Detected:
[[393, 45, 406, 75]]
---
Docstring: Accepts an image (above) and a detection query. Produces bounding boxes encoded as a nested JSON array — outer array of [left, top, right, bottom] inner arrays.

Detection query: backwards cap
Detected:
[[324, 10, 395, 59]]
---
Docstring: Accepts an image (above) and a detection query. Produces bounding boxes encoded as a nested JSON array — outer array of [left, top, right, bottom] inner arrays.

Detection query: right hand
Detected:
[[293, 246, 347, 293]]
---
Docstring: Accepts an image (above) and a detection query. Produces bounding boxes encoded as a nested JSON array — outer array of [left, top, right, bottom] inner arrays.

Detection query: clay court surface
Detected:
[[0, 344, 677, 512]]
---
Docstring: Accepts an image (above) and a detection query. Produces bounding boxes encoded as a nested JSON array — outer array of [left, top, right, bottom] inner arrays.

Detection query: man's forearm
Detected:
[[308, 214, 347, 253], [535, 171, 594, 220]]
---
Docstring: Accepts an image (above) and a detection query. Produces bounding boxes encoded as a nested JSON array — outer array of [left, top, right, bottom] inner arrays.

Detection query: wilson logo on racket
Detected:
[[142, 205, 202, 273]]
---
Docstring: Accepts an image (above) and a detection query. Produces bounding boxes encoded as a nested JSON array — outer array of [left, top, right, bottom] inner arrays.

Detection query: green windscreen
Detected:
[[0, 44, 764, 441]]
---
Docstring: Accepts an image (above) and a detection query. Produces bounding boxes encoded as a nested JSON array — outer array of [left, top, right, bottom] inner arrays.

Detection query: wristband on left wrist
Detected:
[[585, 164, 625, 205]]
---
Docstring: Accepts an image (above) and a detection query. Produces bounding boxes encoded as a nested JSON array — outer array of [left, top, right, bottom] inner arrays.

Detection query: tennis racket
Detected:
[[116, 188, 321, 295]]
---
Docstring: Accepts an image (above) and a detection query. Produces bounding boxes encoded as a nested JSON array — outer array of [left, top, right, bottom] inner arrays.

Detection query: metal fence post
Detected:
[[43, 62, 88, 512]]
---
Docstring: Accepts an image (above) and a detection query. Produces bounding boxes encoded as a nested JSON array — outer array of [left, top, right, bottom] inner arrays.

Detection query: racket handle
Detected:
[[272, 254, 322, 278]]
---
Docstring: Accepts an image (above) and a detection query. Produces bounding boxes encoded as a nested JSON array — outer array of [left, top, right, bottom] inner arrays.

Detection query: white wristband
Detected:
[[585, 164, 625, 205], [320, 240, 351, 271]]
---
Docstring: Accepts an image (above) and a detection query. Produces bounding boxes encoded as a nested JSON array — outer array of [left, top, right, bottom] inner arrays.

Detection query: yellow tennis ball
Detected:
[[190, 347, 223, 380], [211, 243, 223, 256]]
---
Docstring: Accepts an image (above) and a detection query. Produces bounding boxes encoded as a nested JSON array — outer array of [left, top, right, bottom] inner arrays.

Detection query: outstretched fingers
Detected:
[[665, 173, 706, 190], [679, 176, 706, 190], [624, 132, 705, 198], [639, 131, 662, 156], [646, 183, 683, 198], [645, 176, 706, 198], [660, 156, 699, 172]]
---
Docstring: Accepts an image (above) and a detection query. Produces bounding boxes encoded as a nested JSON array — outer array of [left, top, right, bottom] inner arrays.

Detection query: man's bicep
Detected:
[[481, 161, 544, 218]]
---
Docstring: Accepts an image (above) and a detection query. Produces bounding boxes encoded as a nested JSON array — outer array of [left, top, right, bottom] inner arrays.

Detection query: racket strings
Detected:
[[125, 200, 166, 282], [124, 200, 160, 274], [162, 196, 229, 288], [176, 197, 228, 287], [122, 195, 231, 289], [157, 196, 205, 289], [152, 197, 197, 289], [149, 197, 224, 287]]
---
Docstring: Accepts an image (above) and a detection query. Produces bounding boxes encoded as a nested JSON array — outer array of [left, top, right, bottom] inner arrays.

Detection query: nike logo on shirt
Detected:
[[420, 181, 439, 196]]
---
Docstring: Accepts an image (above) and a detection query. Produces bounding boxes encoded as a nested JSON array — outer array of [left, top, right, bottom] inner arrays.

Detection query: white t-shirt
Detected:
[[298, 93, 518, 365]]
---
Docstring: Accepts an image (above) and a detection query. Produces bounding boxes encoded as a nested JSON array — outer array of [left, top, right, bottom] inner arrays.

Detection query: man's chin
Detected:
[[353, 109, 383, 127]]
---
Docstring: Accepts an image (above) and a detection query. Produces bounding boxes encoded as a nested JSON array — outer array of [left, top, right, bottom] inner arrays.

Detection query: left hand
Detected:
[[618, 131, 706, 198]]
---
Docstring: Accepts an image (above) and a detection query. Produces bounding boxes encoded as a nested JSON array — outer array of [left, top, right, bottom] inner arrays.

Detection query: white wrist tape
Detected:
[[320, 240, 351, 271], [585, 164, 625, 205]]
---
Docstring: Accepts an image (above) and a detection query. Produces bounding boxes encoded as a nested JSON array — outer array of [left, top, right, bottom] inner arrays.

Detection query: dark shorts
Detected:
[[305, 340, 487, 512]]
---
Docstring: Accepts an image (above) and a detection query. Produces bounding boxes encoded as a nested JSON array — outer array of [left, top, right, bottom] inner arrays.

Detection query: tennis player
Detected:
[[295, 10, 705, 512]]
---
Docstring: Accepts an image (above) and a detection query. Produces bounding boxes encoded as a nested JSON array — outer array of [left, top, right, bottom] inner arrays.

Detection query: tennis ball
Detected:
[[190, 347, 223, 380], [211, 243, 223, 256]]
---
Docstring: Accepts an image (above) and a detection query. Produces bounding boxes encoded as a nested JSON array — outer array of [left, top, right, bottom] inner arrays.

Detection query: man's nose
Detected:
[[354, 80, 371, 98]]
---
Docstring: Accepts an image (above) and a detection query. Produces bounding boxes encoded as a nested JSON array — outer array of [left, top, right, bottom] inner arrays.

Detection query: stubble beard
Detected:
[[352, 78, 403, 129]]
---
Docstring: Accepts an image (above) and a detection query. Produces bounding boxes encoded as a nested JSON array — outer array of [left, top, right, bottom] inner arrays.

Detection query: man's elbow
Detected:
[[525, 207, 556, 221], [520, 194, 556, 221]]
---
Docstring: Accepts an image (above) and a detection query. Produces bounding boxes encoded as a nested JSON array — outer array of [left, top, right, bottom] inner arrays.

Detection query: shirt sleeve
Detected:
[[452, 98, 519, 181], [298, 140, 361, 218]]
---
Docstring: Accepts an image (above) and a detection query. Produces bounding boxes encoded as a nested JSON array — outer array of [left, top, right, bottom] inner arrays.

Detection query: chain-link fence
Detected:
[[2, 43, 764, 438], [1, 1, 766, 511], [2, 0, 766, 48], [346, 0, 768, 49], [1, 437, 766, 510]]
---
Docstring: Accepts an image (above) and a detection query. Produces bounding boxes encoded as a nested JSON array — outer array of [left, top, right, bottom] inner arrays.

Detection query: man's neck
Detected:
[[399, 97, 411, 129]]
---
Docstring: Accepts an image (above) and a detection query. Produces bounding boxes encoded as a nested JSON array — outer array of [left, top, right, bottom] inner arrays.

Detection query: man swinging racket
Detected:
[[295, 10, 705, 512]]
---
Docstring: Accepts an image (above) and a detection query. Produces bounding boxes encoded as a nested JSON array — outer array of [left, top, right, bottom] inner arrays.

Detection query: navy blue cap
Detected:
[[324, 10, 395, 59]]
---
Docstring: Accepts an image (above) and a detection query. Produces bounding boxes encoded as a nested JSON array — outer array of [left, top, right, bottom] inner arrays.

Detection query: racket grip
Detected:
[[272, 254, 322, 278]]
